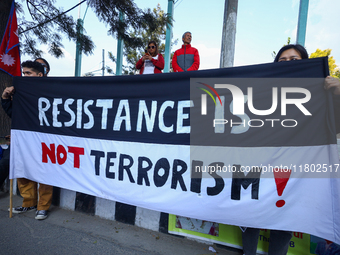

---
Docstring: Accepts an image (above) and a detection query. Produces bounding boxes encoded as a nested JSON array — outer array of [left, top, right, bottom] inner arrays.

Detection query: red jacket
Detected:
[[136, 53, 164, 74], [172, 44, 200, 72]]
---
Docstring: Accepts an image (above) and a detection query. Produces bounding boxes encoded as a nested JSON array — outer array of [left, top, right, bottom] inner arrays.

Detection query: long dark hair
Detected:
[[34, 57, 50, 75], [148, 41, 159, 57], [274, 44, 309, 62]]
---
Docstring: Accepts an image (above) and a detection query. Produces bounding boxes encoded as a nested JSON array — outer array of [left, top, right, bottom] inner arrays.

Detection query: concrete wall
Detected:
[[57, 189, 167, 233]]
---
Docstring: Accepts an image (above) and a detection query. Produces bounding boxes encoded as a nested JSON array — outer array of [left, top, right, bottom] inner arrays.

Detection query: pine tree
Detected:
[[0, 0, 172, 133], [108, 4, 177, 75]]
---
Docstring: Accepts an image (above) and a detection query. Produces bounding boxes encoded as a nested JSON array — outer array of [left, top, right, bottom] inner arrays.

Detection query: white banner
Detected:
[[10, 130, 340, 243]]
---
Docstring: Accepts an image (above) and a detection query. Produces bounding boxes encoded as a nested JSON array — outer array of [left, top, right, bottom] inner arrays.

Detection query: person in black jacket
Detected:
[[1, 60, 53, 220], [0, 136, 10, 190]]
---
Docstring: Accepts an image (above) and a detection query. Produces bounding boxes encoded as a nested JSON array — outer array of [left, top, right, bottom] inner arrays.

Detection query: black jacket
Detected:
[[1, 98, 12, 118]]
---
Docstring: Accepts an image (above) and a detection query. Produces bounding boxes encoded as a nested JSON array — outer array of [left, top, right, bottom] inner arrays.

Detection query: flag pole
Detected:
[[9, 179, 13, 218]]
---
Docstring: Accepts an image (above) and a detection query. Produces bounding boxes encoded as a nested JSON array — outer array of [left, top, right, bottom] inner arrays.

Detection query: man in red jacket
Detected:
[[172, 32, 200, 72]]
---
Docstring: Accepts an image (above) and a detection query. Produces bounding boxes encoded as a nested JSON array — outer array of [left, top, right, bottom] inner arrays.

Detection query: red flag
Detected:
[[0, 1, 21, 77]]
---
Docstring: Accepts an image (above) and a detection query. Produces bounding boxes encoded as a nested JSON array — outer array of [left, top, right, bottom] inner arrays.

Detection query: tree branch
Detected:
[[20, 0, 86, 34]]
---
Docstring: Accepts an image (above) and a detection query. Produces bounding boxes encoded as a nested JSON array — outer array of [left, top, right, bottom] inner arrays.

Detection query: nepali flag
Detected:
[[0, 0, 21, 77]]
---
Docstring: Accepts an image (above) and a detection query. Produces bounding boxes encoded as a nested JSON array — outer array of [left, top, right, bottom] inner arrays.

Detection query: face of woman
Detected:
[[148, 43, 156, 56], [277, 48, 302, 62], [35, 59, 49, 76]]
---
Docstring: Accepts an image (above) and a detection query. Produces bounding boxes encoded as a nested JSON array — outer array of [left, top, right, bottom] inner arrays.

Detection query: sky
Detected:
[[20, 0, 340, 77]]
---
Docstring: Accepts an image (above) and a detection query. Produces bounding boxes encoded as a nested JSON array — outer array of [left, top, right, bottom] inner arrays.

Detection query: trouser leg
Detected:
[[17, 178, 37, 207], [268, 230, 293, 255], [0, 148, 10, 187], [37, 183, 53, 210], [242, 227, 261, 255]]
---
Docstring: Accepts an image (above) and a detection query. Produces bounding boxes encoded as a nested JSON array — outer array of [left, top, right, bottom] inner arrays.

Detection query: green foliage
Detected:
[[335, 69, 340, 79], [108, 4, 177, 75], [16, 0, 93, 58], [15, 0, 171, 59], [310, 48, 340, 78], [287, 37, 291, 45]]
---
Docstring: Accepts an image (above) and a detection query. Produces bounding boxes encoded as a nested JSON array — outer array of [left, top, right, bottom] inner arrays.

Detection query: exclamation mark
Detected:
[[273, 168, 292, 207]]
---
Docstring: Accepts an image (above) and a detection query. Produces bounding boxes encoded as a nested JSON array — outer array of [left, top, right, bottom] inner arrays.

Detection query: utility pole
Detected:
[[74, 1, 83, 77], [115, 11, 124, 75], [220, 0, 238, 68], [74, 0, 89, 76], [102, 49, 105, 76], [164, 0, 174, 73], [296, 0, 309, 46], [74, 18, 83, 77]]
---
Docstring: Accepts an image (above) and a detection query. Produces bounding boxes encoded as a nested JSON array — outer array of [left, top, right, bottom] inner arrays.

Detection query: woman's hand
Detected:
[[324, 76, 340, 95], [142, 54, 152, 61]]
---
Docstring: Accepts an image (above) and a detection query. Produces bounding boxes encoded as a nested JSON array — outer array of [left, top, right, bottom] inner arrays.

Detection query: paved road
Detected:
[[0, 192, 242, 255]]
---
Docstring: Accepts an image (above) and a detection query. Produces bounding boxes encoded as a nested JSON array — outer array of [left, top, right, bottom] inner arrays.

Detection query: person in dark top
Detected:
[[1, 60, 53, 220], [0, 136, 10, 189]]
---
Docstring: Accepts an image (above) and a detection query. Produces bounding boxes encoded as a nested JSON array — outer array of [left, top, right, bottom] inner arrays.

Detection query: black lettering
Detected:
[[171, 159, 187, 191], [207, 162, 225, 196], [190, 160, 203, 193], [119, 154, 135, 183], [231, 165, 262, 200], [106, 152, 116, 179], [90, 150, 105, 176], [137, 157, 152, 186], [153, 158, 170, 187], [259, 235, 269, 242]]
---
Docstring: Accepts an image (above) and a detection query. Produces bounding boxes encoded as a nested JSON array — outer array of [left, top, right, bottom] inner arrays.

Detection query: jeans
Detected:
[[242, 227, 293, 255], [0, 147, 9, 187]]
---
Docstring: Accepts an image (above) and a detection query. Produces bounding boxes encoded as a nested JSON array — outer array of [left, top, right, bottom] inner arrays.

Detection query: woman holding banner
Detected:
[[274, 44, 340, 96], [35, 57, 50, 76], [242, 44, 340, 255]]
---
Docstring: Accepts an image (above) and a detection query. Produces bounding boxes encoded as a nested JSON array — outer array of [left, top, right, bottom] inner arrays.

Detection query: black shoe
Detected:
[[10, 205, 37, 214], [35, 210, 48, 220]]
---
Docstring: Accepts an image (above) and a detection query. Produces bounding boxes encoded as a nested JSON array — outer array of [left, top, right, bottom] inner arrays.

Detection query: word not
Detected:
[[42, 143, 84, 168]]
